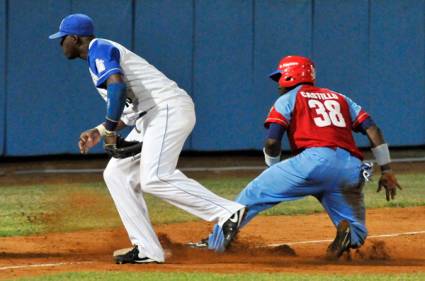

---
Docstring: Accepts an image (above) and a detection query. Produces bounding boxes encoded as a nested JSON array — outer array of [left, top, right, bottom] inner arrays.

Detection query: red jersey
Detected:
[[265, 85, 369, 160]]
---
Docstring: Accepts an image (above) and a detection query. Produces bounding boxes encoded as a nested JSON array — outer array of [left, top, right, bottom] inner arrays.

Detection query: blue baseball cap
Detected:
[[49, 13, 94, 39]]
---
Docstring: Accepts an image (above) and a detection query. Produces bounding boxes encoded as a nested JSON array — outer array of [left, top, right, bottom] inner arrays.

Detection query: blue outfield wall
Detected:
[[192, 0, 255, 150], [368, 0, 425, 146], [254, 0, 313, 150], [0, 0, 5, 156], [0, 0, 424, 156], [134, 0, 194, 150], [5, 0, 132, 156]]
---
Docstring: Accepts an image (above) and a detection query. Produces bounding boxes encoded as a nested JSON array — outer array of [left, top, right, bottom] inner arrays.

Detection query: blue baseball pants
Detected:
[[236, 147, 368, 247]]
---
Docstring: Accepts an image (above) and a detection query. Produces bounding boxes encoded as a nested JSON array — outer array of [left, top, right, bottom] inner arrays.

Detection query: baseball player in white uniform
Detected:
[[49, 13, 245, 264]]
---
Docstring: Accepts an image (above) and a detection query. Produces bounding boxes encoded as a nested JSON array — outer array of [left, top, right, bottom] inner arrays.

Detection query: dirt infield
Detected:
[[0, 156, 424, 279], [0, 206, 424, 280]]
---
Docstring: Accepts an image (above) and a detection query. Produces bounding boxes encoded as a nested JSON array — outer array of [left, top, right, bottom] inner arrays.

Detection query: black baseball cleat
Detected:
[[221, 207, 246, 250], [326, 220, 352, 259], [186, 237, 209, 249], [114, 246, 158, 264]]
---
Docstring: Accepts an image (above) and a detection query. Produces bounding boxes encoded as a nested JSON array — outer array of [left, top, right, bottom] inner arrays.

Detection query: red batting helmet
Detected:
[[269, 55, 316, 88]]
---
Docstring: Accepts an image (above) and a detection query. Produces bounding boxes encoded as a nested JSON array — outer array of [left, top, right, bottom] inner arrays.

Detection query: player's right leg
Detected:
[[103, 129, 165, 263]]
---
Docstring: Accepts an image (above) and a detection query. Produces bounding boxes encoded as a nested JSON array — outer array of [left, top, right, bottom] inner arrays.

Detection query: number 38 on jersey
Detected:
[[308, 99, 347, 128]]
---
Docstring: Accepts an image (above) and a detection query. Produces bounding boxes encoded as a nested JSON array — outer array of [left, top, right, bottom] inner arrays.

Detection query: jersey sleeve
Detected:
[[342, 94, 370, 130], [264, 87, 298, 128], [264, 106, 288, 128], [89, 41, 123, 87]]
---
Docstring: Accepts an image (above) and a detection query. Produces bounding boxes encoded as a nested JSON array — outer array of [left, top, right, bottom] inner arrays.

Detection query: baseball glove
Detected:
[[104, 136, 142, 159]]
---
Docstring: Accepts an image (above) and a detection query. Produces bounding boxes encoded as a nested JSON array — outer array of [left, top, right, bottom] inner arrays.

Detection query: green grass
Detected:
[[151, 173, 424, 218], [0, 174, 423, 237], [0, 183, 120, 236], [7, 272, 425, 281]]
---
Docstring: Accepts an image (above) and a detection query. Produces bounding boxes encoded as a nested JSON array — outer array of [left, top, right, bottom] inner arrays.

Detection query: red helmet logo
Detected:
[[269, 56, 316, 88]]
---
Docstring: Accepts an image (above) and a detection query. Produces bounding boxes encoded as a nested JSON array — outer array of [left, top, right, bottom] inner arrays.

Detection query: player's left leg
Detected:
[[206, 147, 340, 251], [320, 189, 367, 258], [138, 96, 244, 224], [236, 147, 339, 227], [320, 189, 367, 248], [235, 160, 305, 228], [318, 148, 368, 257]]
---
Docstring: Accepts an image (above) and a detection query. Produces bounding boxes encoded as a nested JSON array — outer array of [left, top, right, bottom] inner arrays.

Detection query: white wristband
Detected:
[[95, 124, 107, 137], [263, 148, 281, 167], [371, 143, 391, 166]]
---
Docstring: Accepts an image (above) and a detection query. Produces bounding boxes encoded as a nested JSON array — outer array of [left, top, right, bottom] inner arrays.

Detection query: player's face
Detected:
[[60, 35, 80, 59]]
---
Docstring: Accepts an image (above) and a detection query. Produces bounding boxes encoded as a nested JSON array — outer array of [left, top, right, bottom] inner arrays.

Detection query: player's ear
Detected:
[[69, 35, 79, 45]]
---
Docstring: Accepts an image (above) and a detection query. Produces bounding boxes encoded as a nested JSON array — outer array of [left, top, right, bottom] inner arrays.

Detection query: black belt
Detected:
[[137, 105, 156, 119], [138, 111, 147, 118]]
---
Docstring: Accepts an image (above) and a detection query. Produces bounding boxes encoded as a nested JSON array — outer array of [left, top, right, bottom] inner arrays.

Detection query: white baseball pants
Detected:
[[103, 96, 244, 262]]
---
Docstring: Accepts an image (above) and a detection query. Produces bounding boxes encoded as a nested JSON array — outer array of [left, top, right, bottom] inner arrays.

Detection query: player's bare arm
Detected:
[[365, 125, 402, 201]]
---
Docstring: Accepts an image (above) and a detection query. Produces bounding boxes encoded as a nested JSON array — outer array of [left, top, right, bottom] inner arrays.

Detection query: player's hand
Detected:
[[79, 128, 101, 154], [377, 171, 402, 201]]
